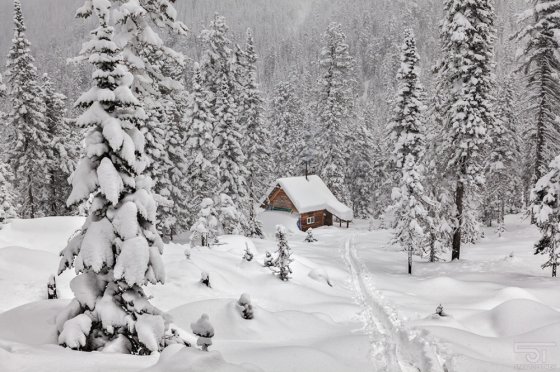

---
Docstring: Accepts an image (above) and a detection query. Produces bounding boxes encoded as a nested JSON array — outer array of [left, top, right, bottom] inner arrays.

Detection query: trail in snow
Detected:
[[341, 234, 446, 372]]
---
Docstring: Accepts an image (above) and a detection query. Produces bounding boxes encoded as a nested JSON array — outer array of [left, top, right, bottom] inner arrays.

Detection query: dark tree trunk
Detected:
[[28, 174, 35, 218], [452, 178, 464, 261], [408, 248, 412, 275]]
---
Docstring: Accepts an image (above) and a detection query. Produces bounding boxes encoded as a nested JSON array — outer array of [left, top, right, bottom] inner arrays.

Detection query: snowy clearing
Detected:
[[0, 214, 559, 371]]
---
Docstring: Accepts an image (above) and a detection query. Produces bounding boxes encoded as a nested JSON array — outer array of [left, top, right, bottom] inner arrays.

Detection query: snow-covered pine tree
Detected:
[[42, 73, 76, 216], [4, 0, 50, 218], [0, 161, 18, 225], [317, 22, 354, 205], [273, 225, 293, 281], [349, 114, 376, 218], [513, 0, 560, 185], [240, 29, 272, 199], [57, 2, 180, 354], [483, 78, 522, 234], [387, 29, 429, 275], [435, 0, 496, 260], [184, 63, 220, 226], [239, 29, 271, 238], [531, 155, 560, 277], [214, 78, 249, 231], [201, 15, 250, 233], [110, 0, 188, 240], [271, 77, 306, 178]]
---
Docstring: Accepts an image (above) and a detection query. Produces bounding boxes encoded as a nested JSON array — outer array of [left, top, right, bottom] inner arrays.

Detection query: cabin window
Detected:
[[306, 216, 315, 224]]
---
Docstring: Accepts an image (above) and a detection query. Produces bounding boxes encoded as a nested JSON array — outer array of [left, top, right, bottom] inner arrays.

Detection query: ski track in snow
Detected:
[[341, 233, 446, 372]]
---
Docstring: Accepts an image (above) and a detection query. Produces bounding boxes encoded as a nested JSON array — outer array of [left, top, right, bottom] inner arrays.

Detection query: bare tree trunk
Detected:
[[452, 178, 464, 261], [408, 247, 412, 275]]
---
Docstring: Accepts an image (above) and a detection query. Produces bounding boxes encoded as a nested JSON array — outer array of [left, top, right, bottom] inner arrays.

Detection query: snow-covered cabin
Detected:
[[261, 175, 353, 231]]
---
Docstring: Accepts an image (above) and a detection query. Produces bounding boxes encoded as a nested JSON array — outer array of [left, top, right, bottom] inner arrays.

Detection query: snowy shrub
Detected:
[[237, 293, 254, 320], [217, 194, 244, 235], [191, 314, 214, 352], [47, 275, 58, 300], [200, 272, 211, 288], [184, 248, 191, 260], [434, 304, 447, 317], [272, 225, 293, 281], [190, 198, 219, 248], [263, 251, 273, 267], [304, 228, 318, 242], [242, 243, 254, 262]]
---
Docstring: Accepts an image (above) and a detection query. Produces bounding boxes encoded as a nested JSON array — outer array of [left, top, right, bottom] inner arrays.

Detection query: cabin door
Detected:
[[324, 211, 333, 226]]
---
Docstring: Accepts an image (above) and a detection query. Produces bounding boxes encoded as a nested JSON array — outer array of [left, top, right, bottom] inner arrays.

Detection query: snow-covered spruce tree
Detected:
[[349, 114, 376, 219], [239, 29, 271, 238], [184, 63, 220, 224], [240, 29, 272, 200], [271, 77, 306, 178], [42, 73, 76, 216], [272, 225, 293, 281], [108, 0, 188, 240], [531, 155, 560, 277], [57, 3, 181, 354], [317, 22, 355, 205], [483, 78, 522, 233], [514, 0, 560, 184], [388, 29, 429, 274], [237, 293, 254, 320], [435, 0, 496, 260], [4, 0, 49, 218], [201, 15, 249, 233], [0, 161, 18, 225]]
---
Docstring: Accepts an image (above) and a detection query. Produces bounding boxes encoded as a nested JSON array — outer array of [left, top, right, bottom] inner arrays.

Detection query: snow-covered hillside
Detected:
[[0, 214, 559, 371]]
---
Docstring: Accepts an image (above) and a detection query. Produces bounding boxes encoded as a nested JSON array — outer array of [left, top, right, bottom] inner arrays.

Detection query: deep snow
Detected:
[[0, 213, 559, 371]]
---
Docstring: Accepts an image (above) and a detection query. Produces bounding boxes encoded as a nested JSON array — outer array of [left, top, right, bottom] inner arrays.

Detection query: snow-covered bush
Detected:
[[190, 198, 219, 248], [237, 293, 254, 320], [272, 225, 293, 281], [184, 248, 191, 260], [434, 304, 447, 317], [191, 314, 214, 352], [47, 275, 57, 299], [263, 251, 273, 267], [304, 228, 318, 242], [200, 272, 211, 288], [242, 244, 254, 262], [217, 194, 243, 235]]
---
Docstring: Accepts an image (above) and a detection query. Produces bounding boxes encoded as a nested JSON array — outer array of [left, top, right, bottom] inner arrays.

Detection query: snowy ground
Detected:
[[0, 212, 559, 371]]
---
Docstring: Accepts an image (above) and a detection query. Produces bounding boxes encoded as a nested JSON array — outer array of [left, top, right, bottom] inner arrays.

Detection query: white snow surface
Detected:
[[262, 175, 354, 221], [1, 215, 560, 371]]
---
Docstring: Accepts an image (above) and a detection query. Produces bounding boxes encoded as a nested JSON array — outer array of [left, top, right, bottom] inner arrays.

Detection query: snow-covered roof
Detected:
[[262, 175, 353, 221]]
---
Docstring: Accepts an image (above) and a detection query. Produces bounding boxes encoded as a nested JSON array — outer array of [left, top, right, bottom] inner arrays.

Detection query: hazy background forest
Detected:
[[0, 0, 524, 113]]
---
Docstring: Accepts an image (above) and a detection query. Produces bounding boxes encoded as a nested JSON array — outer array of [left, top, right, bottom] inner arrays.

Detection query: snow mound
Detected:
[[0, 300, 67, 345], [169, 298, 346, 342], [141, 344, 260, 372], [464, 299, 560, 337]]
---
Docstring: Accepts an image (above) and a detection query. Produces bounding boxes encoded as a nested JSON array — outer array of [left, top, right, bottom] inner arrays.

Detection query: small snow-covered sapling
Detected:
[[304, 228, 318, 242], [47, 275, 58, 299], [200, 272, 211, 288], [264, 251, 273, 267], [191, 314, 214, 352], [184, 247, 191, 260], [435, 304, 447, 317], [237, 293, 254, 320], [243, 243, 254, 262], [273, 225, 293, 281]]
